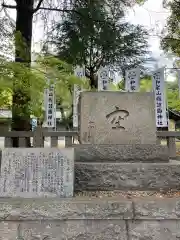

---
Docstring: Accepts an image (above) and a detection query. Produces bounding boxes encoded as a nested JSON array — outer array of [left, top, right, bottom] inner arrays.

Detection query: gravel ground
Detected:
[[74, 190, 180, 199]]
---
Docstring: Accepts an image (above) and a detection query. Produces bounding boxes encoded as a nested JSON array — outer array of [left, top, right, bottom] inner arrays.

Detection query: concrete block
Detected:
[[0, 198, 133, 220], [133, 198, 180, 220], [0, 220, 127, 240], [128, 220, 180, 240]]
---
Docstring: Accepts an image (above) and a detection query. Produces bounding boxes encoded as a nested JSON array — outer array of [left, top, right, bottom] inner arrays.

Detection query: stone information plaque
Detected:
[[0, 148, 74, 198], [80, 91, 157, 144]]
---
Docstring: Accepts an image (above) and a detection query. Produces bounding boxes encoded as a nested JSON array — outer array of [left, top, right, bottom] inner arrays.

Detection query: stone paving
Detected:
[[0, 194, 180, 239]]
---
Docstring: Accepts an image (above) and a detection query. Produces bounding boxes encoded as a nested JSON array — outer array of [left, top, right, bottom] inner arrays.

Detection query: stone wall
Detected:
[[1, 197, 180, 239]]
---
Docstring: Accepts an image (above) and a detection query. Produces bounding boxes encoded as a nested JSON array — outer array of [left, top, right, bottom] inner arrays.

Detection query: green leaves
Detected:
[[47, 0, 148, 87], [161, 0, 180, 56], [0, 55, 87, 118]]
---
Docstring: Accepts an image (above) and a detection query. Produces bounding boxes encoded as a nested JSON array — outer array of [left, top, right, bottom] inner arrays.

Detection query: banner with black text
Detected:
[[73, 67, 85, 128], [152, 68, 168, 127], [43, 84, 56, 128], [98, 67, 109, 91], [125, 68, 140, 92]]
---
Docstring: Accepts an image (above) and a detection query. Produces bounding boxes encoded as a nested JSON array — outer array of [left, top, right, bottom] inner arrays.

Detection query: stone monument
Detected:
[[76, 91, 169, 162], [79, 91, 156, 144], [75, 91, 172, 191], [0, 148, 74, 198]]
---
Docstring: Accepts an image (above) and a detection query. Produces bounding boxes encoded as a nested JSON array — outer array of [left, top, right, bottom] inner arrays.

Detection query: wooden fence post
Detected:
[[4, 137, 12, 147], [65, 136, 72, 147], [167, 137, 176, 159], [156, 137, 161, 145], [33, 126, 44, 147], [18, 137, 27, 147], [51, 136, 58, 147]]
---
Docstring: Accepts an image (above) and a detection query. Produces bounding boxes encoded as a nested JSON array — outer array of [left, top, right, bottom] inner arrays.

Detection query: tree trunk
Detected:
[[12, 0, 34, 147], [89, 67, 98, 89]]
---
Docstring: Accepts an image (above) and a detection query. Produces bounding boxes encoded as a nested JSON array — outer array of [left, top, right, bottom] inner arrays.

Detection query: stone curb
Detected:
[[0, 197, 180, 221], [133, 198, 180, 219], [0, 198, 132, 220]]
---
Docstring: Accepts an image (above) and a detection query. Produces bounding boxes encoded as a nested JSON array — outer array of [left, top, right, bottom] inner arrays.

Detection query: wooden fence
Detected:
[[0, 127, 180, 158], [3, 127, 78, 148], [157, 131, 180, 158]]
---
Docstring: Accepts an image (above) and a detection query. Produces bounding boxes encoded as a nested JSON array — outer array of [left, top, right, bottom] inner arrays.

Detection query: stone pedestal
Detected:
[[75, 160, 180, 191], [75, 144, 169, 162], [0, 148, 74, 198]]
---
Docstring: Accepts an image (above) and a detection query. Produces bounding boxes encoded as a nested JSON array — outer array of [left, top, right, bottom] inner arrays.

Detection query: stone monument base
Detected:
[[75, 144, 169, 162], [75, 160, 180, 191]]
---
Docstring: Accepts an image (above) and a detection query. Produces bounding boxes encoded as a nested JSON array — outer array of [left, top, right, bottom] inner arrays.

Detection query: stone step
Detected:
[[1, 196, 180, 239], [75, 144, 169, 162], [0, 194, 180, 220], [75, 160, 180, 191]]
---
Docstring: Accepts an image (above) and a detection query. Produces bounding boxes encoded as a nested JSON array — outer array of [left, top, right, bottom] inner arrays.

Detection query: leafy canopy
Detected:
[[161, 0, 180, 56], [46, 0, 148, 83], [0, 55, 87, 118]]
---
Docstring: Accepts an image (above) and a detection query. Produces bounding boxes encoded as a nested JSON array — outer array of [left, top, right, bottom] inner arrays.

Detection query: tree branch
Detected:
[[33, 0, 44, 13], [2, 4, 83, 18], [163, 37, 180, 42], [2, 4, 16, 9], [38, 7, 78, 14], [2, 3, 115, 25], [36, 7, 108, 24]]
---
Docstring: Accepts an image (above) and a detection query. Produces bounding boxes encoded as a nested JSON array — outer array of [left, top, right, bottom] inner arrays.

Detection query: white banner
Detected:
[[177, 69, 180, 98], [44, 84, 55, 128], [152, 68, 168, 127], [98, 67, 109, 91], [73, 66, 85, 128], [125, 68, 140, 92]]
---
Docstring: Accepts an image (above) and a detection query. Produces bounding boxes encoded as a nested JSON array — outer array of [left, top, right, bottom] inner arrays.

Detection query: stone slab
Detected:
[[75, 144, 169, 162], [133, 198, 180, 220], [0, 220, 127, 240], [75, 161, 180, 191], [0, 148, 74, 198], [2, 197, 180, 221], [79, 91, 156, 144], [0, 198, 132, 220], [128, 220, 180, 240]]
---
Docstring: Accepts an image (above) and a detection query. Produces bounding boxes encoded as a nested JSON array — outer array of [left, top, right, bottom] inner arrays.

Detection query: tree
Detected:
[[116, 74, 180, 112], [47, 0, 148, 88], [1, 0, 75, 145], [0, 55, 86, 125], [161, 0, 180, 56], [1, 0, 147, 146], [117, 75, 152, 91]]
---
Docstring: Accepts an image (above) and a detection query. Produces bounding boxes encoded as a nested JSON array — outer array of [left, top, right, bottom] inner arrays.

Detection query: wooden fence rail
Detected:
[[2, 127, 78, 148], [0, 128, 180, 158]]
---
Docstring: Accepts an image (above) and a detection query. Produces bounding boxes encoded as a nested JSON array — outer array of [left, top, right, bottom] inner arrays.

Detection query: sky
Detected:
[[126, 0, 171, 68]]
